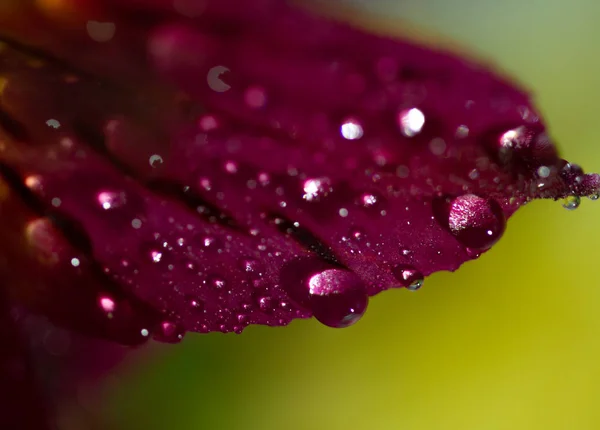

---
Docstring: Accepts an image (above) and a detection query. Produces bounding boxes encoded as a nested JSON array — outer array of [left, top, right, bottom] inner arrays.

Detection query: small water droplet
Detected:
[[562, 195, 581, 210], [240, 258, 261, 276], [392, 265, 424, 290], [46, 119, 61, 129], [358, 192, 380, 209], [98, 295, 116, 317], [189, 297, 204, 312], [349, 227, 365, 240], [244, 85, 267, 109], [224, 160, 238, 174], [537, 165, 551, 178], [97, 191, 127, 210], [340, 119, 364, 140], [302, 177, 332, 202], [257, 296, 274, 313], [206, 275, 226, 289], [154, 320, 185, 343], [588, 193, 599, 201], [149, 154, 164, 168]]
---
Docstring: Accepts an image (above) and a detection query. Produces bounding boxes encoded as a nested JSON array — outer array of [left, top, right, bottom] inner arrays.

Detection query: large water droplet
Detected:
[[433, 194, 506, 250], [307, 269, 368, 328]]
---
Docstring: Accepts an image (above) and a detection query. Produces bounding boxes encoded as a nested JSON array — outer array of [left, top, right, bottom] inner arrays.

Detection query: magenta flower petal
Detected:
[[0, 1, 598, 343]]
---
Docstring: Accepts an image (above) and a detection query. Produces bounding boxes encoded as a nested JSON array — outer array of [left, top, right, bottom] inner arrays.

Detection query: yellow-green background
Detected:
[[91, 1, 600, 429]]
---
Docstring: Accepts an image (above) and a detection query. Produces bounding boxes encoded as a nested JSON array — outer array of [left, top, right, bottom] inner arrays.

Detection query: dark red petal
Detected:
[[0, 175, 162, 345], [0, 1, 597, 340], [0, 289, 52, 429]]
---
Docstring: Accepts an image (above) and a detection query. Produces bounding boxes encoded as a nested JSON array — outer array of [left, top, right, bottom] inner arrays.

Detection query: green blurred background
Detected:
[[83, 1, 600, 429]]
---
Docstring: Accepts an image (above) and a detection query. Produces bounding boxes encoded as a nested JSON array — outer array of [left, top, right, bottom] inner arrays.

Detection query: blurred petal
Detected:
[[0, 289, 51, 429]]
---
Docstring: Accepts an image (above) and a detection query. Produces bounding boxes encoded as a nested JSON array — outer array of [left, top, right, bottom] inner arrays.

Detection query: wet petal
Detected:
[[0, 0, 597, 340]]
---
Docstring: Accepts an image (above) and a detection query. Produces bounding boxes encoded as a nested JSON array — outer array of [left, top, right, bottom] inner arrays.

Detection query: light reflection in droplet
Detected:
[[398, 108, 425, 137], [340, 120, 364, 140]]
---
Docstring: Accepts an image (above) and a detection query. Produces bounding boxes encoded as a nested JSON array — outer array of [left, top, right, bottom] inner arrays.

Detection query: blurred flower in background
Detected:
[[1, 1, 600, 429]]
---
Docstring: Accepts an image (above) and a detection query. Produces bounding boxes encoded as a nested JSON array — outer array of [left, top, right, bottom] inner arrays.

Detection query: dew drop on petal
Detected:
[[189, 297, 205, 312], [562, 195, 581, 210], [149, 154, 164, 168], [392, 264, 424, 290], [207, 66, 231, 92], [98, 295, 116, 317], [97, 191, 127, 210], [257, 296, 274, 313], [398, 108, 425, 137], [46, 119, 61, 129], [307, 269, 368, 328], [244, 85, 267, 109], [340, 119, 364, 140], [302, 177, 331, 202], [154, 320, 185, 343], [433, 194, 506, 250]]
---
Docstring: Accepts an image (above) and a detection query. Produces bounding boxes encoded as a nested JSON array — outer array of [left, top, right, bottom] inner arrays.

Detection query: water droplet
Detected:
[[307, 269, 368, 328], [392, 265, 424, 290], [224, 160, 238, 174], [340, 119, 364, 140], [588, 193, 599, 201], [98, 295, 116, 317], [149, 154, 164, 168], [433, 194, 506, 250], [154, 320, 185, 343], [398, 108, 425, 137], [244, 85, 267, 109], [198, 114, 219, 131], [207, 66, 231, 92], [302, 177, 332, 202], [358, 192, 380, 209], [537, 166, 551, 178], [206, 275, 226, 289], [562, 195, 581, 210], [240, 258, 261, 276], [188, 297, 204, 312], [257, 296, 274, 313], [97, 191, 127, 210], [429, 138, 446, 155], [46, 119, 61, 129], [349, 227, 365, 240]]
